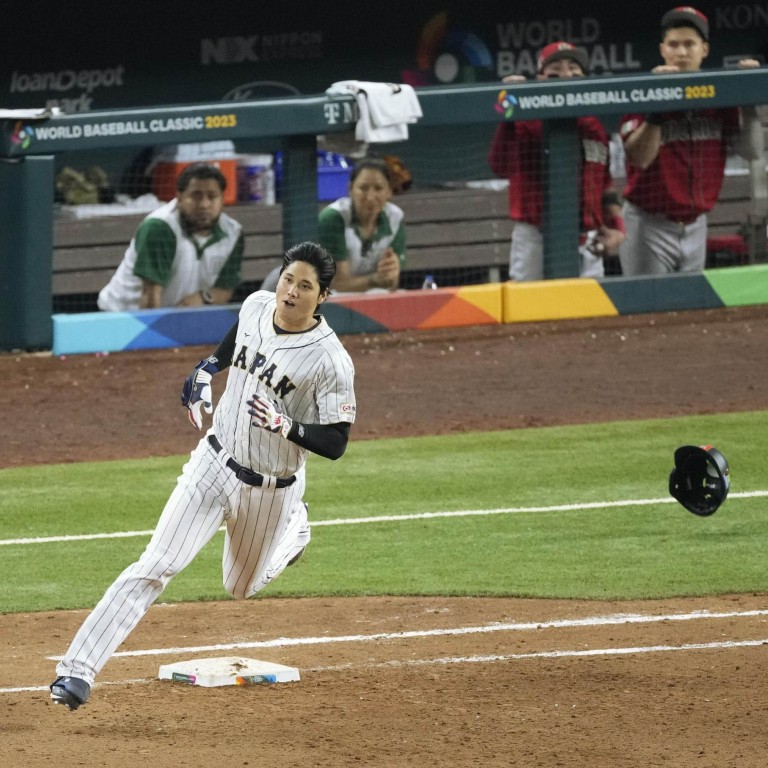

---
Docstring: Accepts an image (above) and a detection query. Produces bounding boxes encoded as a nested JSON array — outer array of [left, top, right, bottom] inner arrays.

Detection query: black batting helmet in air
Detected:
[[669, 444, 730, 516]]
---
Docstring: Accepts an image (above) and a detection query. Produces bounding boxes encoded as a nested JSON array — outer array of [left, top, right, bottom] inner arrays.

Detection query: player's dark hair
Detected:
[[350, 158, 393, 188], [281, 241, 337, 293], [176, 162, 227, 193]]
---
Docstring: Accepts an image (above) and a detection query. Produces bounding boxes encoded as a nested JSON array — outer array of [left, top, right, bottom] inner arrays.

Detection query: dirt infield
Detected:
[[3, 305, 768, 767]]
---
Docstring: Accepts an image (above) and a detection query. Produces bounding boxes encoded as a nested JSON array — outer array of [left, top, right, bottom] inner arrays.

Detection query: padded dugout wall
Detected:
[[52, 265, 768, 356]]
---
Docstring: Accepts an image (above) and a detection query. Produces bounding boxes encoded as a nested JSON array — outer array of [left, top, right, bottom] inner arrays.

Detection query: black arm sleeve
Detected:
[[211, 320, 238, 370], [286, 421, 351, 460]]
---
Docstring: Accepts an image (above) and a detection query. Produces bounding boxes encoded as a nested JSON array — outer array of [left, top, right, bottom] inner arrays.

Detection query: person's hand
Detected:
[[501, 74, 527, 83], [373, 248, 401, 290], [182, 370, 212, 430], [595, 226, 626, 256], [737, 58, 761, 69], [651, 64, 681, 74], [247, 393, 293, 438], [187, 371, 212, 430], [181, 358, 219, 430]]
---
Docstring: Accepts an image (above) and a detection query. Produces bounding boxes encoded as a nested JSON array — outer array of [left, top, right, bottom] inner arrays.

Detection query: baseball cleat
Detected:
[[50, 676, 91, 710]]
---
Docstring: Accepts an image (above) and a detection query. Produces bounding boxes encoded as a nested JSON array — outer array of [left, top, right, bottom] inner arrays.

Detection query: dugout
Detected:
[[2, 68, 768, 351]]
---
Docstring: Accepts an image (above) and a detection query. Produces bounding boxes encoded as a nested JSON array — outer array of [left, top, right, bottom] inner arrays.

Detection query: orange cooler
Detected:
[[152, 159, 238, 204]]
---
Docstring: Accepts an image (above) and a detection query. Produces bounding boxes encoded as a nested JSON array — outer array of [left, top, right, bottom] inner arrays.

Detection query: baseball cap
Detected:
[[661, 6, 709, 40], [536, 42, 589, 74]]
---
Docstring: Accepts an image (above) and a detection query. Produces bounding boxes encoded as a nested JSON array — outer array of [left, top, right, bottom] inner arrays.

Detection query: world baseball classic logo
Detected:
[[10, 121, 32, 149], [495, 90, 518, 119]]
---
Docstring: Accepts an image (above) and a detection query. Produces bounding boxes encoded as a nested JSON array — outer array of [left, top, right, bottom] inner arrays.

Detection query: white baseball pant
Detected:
[[618, 201, 707, 276], [509, 221, 605, 281], [55, 437, 308, 685]]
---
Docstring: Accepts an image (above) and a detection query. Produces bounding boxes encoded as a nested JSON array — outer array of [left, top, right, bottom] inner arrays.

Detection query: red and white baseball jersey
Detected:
[[619, 108, 741, 222], [488, 116, 614, 232]]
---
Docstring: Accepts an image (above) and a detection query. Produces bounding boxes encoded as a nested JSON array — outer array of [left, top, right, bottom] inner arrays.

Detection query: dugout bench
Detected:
[[52, 185, 513, 307], [51, 171, 761, 306]]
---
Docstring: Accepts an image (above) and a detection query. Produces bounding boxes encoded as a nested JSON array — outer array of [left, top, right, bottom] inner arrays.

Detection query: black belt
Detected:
[[208, 434, 296, 489]]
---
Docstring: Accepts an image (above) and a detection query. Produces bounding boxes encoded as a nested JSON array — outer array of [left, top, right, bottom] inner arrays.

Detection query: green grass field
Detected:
[[1, 410, 767, 613]]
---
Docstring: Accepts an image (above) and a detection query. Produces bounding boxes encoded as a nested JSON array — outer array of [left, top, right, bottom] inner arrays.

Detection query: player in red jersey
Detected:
[[618, 6, 762, 275], [488, 41, 626, 281]]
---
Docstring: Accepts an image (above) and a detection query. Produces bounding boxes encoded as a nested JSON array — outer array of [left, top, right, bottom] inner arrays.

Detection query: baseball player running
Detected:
[[618, 6, 762, 275], [50, 241, 356, 710]]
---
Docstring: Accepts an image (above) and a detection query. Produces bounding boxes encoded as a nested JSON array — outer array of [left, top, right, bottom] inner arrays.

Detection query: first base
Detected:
[[158, 656, 300, 688]]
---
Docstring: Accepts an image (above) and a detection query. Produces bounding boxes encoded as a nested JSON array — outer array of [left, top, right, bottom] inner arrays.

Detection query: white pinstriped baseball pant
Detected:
[[56, 436, 307, 685]]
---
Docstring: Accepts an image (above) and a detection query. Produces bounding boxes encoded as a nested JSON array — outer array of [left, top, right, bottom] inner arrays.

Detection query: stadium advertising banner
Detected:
[[1, 94, 365, 155], [2, 1, 766, 114], [6, 66, 766, 158], [490, 70, 763, 121]]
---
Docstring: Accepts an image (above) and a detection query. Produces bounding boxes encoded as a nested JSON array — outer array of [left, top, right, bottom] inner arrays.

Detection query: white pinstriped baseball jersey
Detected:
[[212, 290, 356, 477]]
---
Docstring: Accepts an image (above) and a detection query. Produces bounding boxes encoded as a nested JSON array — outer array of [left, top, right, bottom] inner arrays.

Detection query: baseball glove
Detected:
[[669, 444, 730, 516]]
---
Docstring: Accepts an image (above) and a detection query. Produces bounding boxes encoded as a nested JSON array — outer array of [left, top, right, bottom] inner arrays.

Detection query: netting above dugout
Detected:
[[50, 112, 762, 314]]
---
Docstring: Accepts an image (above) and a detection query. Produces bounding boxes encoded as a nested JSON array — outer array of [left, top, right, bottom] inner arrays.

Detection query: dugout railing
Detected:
[[2, 68, 768, 350]]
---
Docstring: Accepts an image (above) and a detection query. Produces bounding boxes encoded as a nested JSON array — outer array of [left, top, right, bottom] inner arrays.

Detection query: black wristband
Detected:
[[196, 356, 220, 375], [286, 419, 299, 442], [645, 113, 664, 126]]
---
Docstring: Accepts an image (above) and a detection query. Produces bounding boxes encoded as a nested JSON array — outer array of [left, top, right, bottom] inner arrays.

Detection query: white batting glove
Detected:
[[186, 370, 213, 430], [247, 393, 293, 438], [182, 358, 219, 430]]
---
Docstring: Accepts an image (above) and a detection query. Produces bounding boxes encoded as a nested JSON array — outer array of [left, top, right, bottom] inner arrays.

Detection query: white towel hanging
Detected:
[[326, 80, 423, 143]]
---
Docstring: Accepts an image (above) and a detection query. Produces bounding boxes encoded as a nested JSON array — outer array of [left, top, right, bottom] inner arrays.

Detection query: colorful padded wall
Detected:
[[52, 265, 768, 356]]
